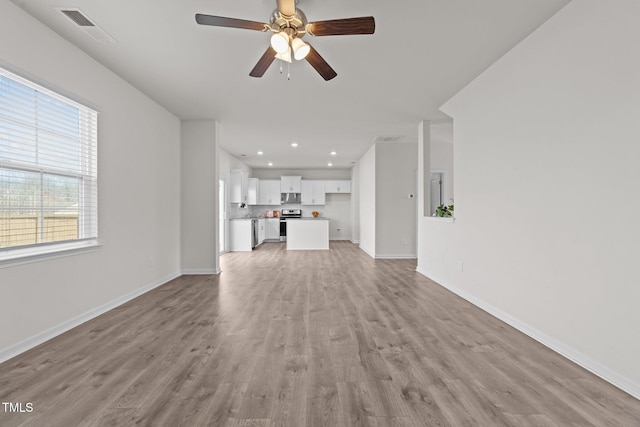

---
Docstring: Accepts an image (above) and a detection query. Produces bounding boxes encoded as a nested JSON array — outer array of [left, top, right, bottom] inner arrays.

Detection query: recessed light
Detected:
[[291, 142, 298, 148], [330, 151, 337, 156], [268, 162, 273, 166], [257, 151, 264, 155], [327, 163, 333, 167]]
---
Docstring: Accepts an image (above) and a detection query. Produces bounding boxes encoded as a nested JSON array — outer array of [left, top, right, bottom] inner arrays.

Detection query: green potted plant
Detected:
[[435, 203, 454, 218]]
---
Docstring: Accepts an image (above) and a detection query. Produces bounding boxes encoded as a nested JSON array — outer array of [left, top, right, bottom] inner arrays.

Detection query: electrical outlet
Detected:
[[458, 261, 463, 272], [401, 238, 407, 246], [149, 256, 155, 268]]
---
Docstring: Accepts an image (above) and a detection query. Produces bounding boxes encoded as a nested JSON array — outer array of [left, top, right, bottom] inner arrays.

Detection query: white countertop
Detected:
[[230, 217, 273, 220], [231, 216, 328, 220], [280, 217, 328, 221]]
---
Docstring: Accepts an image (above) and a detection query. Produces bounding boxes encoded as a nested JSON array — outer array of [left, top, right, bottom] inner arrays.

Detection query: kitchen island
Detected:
[[286, 218, 329, 250]]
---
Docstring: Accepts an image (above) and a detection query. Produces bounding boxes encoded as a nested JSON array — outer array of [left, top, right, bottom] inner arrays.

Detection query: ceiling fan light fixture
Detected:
[[291, 37, 310, 60], [275, 47, 292, 63], [270, 32, 290, 54]]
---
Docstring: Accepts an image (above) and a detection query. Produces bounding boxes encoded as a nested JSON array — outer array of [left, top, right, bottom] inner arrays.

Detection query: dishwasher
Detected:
[[251, 219, 258, 249]]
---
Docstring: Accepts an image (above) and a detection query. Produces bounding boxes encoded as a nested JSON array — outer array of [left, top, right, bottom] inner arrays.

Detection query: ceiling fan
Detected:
[[195, 0, 375, 81]]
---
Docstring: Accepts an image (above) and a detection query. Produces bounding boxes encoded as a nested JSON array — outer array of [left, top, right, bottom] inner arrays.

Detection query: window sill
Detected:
[[423, 216, 455, 223], [0, 240, 102, 269]]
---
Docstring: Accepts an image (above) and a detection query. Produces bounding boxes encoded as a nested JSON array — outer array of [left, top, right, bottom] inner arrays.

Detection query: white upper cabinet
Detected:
[[281, 176, 302, 193], [247, 178, 259, 205], [301, 180, 326, 205], [259, 180, 282, 205], [324, 180, 351, 193], [230, 169, 249, 204]]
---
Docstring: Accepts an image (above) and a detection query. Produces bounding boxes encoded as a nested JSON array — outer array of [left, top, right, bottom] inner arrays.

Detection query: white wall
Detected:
[[418, 0, 640, 397], [375, 143, 418, 258], [357, 142, 418, 258], [324, 194, 352, 240], [219, 148, 252, 181], [350, 163, 360, 243], [358, 145, 376, 257], [181, 121, 219, 274], [0, 2, 181, 360]]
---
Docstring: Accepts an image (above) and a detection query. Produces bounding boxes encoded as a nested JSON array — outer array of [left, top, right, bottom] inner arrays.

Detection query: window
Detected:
[[0, 67, 97, 260]]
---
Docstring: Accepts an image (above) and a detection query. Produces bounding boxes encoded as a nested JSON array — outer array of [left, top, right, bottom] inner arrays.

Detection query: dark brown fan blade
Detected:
[[306, 16, 375, 36], [277, 0, 296, 18], [305, 45, 337, 81], [249, 46, 277, 78], [195, 14, 268, 31]]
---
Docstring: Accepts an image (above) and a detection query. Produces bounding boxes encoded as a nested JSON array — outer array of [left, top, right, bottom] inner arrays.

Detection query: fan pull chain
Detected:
[[279, 62, 283, 74], [287, 63, 291, 81]]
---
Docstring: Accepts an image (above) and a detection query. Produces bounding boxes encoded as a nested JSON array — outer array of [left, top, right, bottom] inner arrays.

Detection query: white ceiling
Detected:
[[10, 0, 570, 169]]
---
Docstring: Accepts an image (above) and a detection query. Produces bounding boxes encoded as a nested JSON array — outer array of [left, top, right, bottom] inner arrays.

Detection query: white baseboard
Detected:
[[359, 246, 375, 259], [415, 266, 640, 400], [375, 254, 417, 259], [351, 239, 360, 244], [181, 269, 220, 275], [0, 271, 181, 364]]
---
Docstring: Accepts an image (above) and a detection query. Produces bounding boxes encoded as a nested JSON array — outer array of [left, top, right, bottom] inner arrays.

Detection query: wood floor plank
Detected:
[[0, 241, 638, 427], [270, 355, 308, 427], [191, 382, 248, 426]]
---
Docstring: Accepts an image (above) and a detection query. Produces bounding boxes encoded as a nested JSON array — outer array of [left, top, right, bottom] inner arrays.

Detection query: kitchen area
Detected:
[[226, 172, 351, 251]]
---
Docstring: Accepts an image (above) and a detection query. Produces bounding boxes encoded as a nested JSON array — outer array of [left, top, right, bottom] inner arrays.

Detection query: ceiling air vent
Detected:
[[56, 8, 116, 43], [373, 135, 404, 143], [60, 9, 94, 26]]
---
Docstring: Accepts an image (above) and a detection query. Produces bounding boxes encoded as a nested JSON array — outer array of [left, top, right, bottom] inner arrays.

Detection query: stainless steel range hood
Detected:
[[281, 193, 301, 204]]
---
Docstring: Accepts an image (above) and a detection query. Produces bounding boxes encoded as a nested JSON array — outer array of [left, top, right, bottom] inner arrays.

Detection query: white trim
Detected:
[[359, 245, 375, 259], [422, 216, 455, 223], [182, 269, 220, 275], [0, 271, 181, 364], [375, 254, 417, 259], [0, 241, 102, 269], [351, 239, 360, 244], [415, 267, 640, 400], [286, 248, 329, 251]]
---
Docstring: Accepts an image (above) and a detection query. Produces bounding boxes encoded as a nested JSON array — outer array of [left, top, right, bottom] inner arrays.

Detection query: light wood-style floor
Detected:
[[1, 241, 639, 426]]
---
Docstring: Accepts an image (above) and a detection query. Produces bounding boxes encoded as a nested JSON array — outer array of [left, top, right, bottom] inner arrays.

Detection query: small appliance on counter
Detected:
[[266, 210, 273, 218], [279, 209, 302, 241]]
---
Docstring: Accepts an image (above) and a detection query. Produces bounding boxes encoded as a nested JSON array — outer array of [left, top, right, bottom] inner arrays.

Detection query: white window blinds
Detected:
[[0, 67, 98, 251]]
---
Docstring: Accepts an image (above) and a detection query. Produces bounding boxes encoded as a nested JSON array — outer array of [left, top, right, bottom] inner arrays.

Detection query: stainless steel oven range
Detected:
[[279, 209, 302, 241]]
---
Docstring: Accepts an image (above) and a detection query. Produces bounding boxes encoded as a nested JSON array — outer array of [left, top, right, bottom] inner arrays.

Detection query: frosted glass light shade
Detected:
[[291, 37, 310, 60], [270, 32, 290, 54], [275, 47, 292, 63]]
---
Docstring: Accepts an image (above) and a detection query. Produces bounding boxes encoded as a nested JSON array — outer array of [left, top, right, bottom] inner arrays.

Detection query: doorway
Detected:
[[219, 179, 227, 254]]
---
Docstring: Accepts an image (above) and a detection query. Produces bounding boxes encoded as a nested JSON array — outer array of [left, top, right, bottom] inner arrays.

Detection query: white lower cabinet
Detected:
[[265, 218, 280, 240], [230, 219, 253, 252], [258, 219, 266, 244]]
